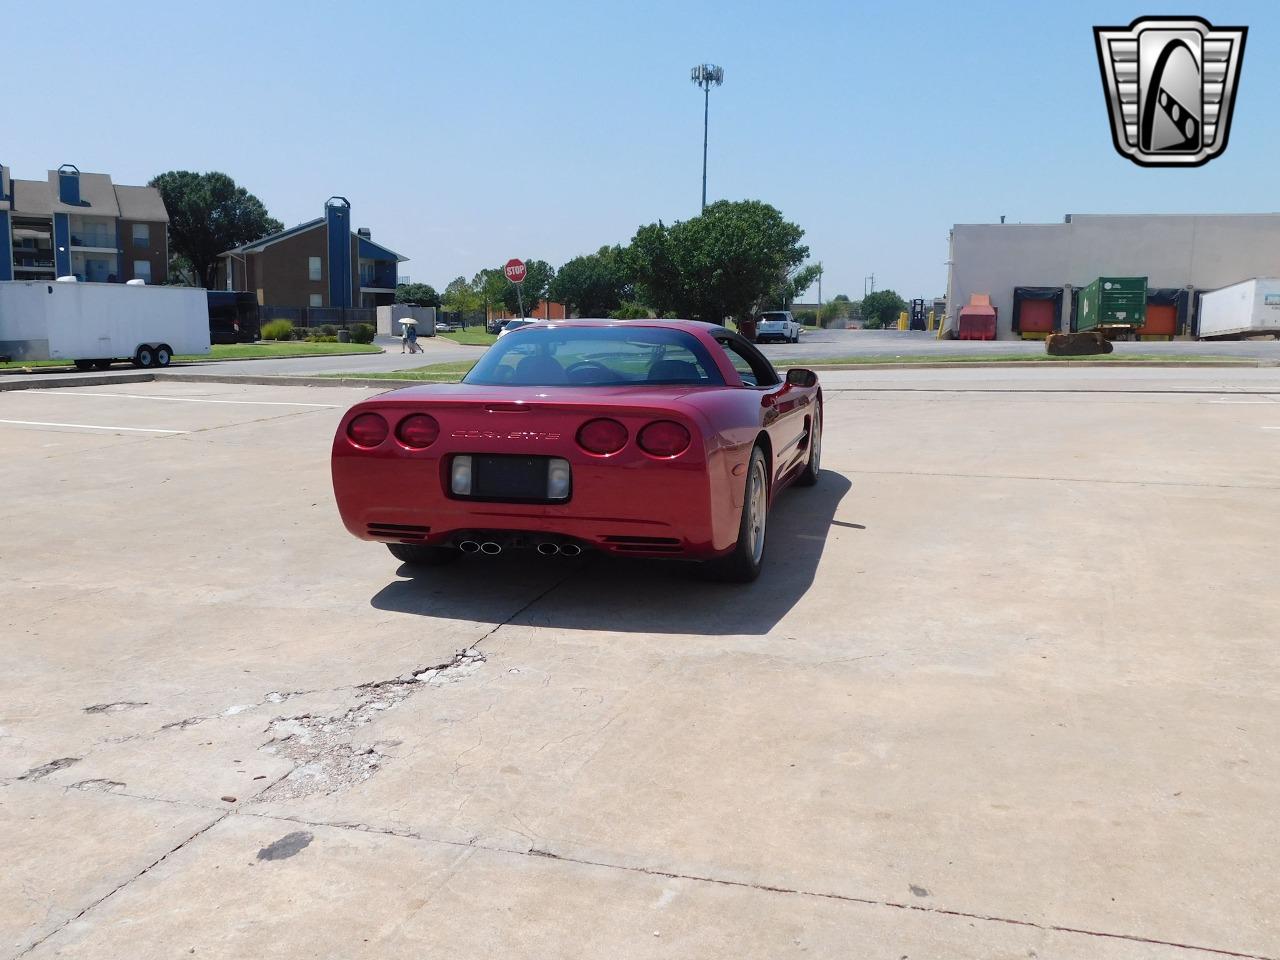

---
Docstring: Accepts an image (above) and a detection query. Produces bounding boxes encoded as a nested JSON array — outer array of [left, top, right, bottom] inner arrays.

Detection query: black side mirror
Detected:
[[786, 367, 817, 388]]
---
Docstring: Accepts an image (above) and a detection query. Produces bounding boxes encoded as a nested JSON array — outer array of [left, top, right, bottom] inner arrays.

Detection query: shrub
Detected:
[[609, 301, 650, 320], [349, 323, 376, 344], [318, 324, 338, 337], [261, 319, 293, 341], [305, 334, 339, 343]]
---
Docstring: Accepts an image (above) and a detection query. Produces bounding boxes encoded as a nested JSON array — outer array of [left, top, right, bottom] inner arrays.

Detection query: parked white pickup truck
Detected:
[[754, 310, 802, 344]]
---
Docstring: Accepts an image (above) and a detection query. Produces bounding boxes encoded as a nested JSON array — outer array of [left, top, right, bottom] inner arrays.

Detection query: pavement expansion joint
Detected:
[[14, 812, 230, 959], [237, 810, 1275, 960]]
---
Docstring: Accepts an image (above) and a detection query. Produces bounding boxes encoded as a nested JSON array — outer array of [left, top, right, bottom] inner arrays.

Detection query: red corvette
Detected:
[[331, 320, 822, 582]]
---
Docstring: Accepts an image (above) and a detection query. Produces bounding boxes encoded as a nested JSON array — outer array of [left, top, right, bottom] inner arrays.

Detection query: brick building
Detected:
[[215, 197, 407, 309], [0, 163, 169, 284]]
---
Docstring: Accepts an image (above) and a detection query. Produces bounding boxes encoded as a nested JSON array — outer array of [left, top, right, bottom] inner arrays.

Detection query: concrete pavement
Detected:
[[1, 370, 1278, 958], [765, 327, 1280, 362]]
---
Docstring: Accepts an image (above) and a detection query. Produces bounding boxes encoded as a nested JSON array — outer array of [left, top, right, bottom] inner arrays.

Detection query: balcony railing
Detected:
[[360, 273, 397, 289], [70, 233, 116, 248]]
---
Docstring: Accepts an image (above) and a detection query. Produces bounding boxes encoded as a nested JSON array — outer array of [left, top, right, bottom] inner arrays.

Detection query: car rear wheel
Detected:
[[795, 405, 822, 486], [702, 445, 768, 583], [387, 542, 460, 567]]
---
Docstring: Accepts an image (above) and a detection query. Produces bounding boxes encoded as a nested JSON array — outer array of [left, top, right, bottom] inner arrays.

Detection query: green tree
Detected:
[[394, 282, 441, 307], [549, 245, 632, 317], [624, 222, 681, 318], [769, 263, 823, 310], [860, 289, 908, 329], [149, 171, 283, 290], [442, 276, 481, 314], [470, 268, 507, 324], [500, 258, 554, 316], [627, 200, 810, 324]]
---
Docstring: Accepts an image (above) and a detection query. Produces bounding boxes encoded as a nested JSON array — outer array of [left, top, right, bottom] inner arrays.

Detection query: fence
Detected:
[[259, 306, 376, 330]]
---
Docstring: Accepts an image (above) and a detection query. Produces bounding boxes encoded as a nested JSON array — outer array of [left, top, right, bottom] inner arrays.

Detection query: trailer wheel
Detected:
[[154, 344, 173, 368], [74, 360, 94, 372], [133, 345, 156, 368]]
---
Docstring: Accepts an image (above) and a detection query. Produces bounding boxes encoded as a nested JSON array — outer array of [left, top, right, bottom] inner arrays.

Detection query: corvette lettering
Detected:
[[449, 429, 561, 441]]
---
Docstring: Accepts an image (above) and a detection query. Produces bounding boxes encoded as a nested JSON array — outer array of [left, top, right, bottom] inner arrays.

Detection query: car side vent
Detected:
[[603, 535, 683, 554], [367, 522, 430, 542]]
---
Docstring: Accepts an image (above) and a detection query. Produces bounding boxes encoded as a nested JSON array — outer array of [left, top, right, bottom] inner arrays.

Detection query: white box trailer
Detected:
[[1197, 278, 1280, 339], [0, 279, 210, 369]]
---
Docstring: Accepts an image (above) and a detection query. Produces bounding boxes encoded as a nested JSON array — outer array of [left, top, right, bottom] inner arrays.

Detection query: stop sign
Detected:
[[504, 258, 527, 284]]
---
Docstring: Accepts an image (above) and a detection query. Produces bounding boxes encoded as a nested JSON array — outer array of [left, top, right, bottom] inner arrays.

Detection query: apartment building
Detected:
[[215, 197, 407, 309], [0, 164, 169, 284]]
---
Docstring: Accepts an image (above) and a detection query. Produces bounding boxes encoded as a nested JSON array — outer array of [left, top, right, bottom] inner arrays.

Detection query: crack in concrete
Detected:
[[251, 568, 579, 802], [257, 649, 486, 801], [14, 812, 229, 958], [17, 757, 80, 781], [82, 701, 148, 714], [240, 810, 1275, 960]]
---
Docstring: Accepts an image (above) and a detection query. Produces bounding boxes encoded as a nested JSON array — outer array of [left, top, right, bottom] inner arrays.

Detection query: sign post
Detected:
[[504, 258, 527, 318]]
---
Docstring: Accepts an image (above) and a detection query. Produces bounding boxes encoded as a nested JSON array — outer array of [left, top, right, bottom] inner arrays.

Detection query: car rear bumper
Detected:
[[334, 455, 732, 558]]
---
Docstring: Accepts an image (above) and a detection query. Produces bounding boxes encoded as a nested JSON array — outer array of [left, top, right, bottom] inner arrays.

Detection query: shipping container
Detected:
[[1197, 278, 1280, 339], [0, 279, 210, 368], [1076, 277, 1147, 333]]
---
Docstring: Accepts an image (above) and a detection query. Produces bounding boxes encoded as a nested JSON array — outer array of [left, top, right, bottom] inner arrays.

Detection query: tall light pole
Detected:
[[690, 64, 724, 212]]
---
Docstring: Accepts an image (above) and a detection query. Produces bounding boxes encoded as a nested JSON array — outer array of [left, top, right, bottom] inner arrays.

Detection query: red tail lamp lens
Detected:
[[577, 418, 628, 455], [638, 420, 691, 457], [347, 412, 388, 447], [396, 413, 440, 448]]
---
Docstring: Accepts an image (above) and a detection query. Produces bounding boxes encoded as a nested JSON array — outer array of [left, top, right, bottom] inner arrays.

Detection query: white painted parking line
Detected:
[[0, 419, 188, 434], [33, 392, 338, 408]]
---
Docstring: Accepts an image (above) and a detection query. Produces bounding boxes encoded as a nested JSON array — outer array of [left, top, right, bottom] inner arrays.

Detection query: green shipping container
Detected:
[[1077, 277, 1147, 331]]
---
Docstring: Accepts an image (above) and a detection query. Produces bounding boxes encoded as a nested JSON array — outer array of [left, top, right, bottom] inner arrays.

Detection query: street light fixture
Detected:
[[690, 63, 724, 212]]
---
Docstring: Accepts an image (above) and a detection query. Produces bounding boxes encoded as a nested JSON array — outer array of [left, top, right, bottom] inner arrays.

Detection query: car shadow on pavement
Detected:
[[370, 471, 853, 635]]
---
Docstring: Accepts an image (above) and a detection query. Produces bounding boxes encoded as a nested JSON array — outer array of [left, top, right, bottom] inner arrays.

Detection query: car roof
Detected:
[[501, 318, 722, 332]]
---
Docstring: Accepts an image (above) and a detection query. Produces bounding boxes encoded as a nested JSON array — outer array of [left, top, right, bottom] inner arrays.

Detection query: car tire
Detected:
[[702, 445, 769, 583], [386, 542, 460, 567], [74, 359, 94, 371], [154, 344, 172, 368], [795, 405, 822, 486], [133, 345, 155, 368]]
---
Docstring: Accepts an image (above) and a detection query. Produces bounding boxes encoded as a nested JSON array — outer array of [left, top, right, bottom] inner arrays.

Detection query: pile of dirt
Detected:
[[1046, 332, 1113, 356]]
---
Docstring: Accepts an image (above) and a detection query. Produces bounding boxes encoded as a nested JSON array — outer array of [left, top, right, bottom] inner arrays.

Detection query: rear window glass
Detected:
[[464, 326, 725, 387]]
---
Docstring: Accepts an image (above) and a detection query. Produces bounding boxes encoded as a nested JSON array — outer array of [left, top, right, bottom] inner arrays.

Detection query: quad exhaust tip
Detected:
[[536, 542, 561, 556], [458, 540, 481, 554], [480, 541, 502, 555]]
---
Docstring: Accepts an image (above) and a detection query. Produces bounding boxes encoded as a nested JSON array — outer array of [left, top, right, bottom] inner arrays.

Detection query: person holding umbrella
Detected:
[[400, 318, 422, 354]]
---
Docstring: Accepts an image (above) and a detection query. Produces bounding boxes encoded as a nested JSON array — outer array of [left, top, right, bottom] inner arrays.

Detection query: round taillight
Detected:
[[396, 413, 440, 449], [637, 420, 691, 458], [347, 412, 388, 448], [576, 418, 628, 455]]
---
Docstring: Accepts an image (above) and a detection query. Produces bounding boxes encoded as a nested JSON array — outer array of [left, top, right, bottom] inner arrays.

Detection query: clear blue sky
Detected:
[[8, 0, 1275, 301]]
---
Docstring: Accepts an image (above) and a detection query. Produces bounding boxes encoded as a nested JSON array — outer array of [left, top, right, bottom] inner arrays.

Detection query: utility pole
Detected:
[[690, 64, 724, 212], [864, 273, 875, 296]]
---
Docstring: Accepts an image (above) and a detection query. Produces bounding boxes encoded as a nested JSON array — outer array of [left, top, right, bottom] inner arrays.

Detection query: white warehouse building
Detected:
[[945, 213, 1280, 339]]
